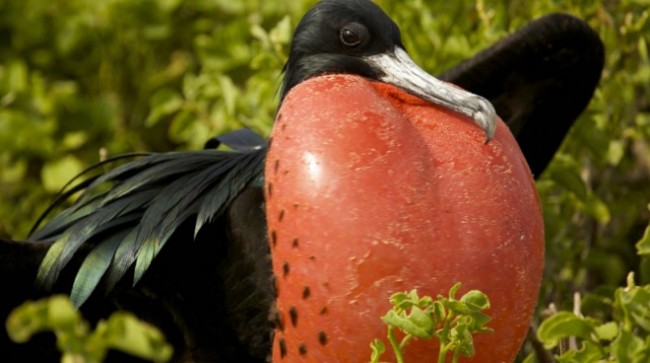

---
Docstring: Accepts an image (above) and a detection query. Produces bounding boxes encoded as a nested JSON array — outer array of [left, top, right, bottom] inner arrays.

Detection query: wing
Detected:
[[31, 130, 266, 308], [439, 13, 605, 177]]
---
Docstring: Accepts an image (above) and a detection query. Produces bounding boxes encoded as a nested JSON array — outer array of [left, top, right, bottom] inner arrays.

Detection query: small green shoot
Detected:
[[370, 283, 493, 363]]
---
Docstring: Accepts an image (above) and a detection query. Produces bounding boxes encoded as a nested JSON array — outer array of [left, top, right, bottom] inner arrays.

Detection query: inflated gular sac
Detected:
[[265, 74, 544, 363]]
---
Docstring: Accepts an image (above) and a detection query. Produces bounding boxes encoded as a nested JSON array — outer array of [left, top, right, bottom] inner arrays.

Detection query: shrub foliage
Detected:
[[1, 0, 649, 361]]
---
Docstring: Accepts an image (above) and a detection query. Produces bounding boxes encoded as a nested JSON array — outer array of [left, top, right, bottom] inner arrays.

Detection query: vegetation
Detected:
[[371, 285, 493, 363], [1, 0, 649, 361], [536, 272, 650, 362], [6, 295, 172, 363]]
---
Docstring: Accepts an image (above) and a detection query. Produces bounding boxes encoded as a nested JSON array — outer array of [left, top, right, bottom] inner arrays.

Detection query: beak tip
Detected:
[[474, 97, 497, 143], [485, 120, 496, 143]]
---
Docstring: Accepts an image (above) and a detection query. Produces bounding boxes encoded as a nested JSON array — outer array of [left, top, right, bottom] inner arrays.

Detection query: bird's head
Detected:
[[280, 0, 497, 140]]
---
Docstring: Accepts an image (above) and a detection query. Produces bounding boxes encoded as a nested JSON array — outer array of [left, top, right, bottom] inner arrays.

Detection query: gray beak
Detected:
[[365, 47, 497, 141]]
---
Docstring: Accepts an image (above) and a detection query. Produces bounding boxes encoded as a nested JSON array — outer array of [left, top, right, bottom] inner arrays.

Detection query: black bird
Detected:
[[0, 0, 603, 361]]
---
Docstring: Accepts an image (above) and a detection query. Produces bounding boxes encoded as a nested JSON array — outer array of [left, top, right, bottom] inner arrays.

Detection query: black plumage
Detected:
[[0, 1, 604, 361]]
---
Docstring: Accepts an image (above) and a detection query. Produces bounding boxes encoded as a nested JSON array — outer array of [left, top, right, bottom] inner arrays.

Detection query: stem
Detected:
[[400, 334, 414, 350], [437, 314, 453, 363], [387, 327, 404, 363], [437, 343, 449, 363]]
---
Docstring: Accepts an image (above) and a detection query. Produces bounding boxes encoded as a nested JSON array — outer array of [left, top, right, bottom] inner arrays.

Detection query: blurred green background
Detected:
[[0, 0, 649, 359]]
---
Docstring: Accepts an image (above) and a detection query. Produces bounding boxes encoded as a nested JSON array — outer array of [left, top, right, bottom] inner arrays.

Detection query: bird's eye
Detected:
[[339, 22, 368, 47]]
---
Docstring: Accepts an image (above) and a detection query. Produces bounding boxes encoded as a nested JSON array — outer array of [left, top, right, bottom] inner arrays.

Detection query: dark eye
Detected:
[[339, 22, 368, 47]]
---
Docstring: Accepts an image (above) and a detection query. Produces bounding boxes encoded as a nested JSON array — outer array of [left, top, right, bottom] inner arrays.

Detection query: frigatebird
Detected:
[[0, 0, 603, 361]]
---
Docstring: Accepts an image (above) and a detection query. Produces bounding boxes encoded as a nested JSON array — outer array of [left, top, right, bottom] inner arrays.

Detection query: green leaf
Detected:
[[370, 339, 385, 363], [635, 223, 650, 255], [448, 282, 462, 300], [95, 312, 173, 362], [269, 16, 292, 46], [146, 88, 184, 127], [537, 312, 596, 349], [217, 75, 238, 116], [547, 154, 588, 201], [606, 139, 625, 166], [6, 295, 82, 343], [556, 340, 605, 363], [584, 193, 611, 224], [61, 131, 88, 150], [594, 321, 619, 341], [382, 306, 434, 339], [460, 290, 491, 311], [611, 329, 645, 362], [389, 289, 432, 311], [614, 273, 650, 332], [6, 295, 172, 362], [430, 300, 446, 322], [4, 60, 28, 93], [448, 317, 476, 357], [40, 155, 84, 193]]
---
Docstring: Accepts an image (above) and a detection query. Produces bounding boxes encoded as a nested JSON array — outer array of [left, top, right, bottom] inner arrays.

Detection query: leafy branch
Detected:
[[370, 283, 493, 363], [534, 220, 650, 362]]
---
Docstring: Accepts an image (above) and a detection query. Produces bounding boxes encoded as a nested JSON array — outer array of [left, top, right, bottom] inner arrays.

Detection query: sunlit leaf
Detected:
[[636, 223, 650, 255], [41, 155, 85, 193], [537, 312, 596, 349], [594, 321, 619, 341]]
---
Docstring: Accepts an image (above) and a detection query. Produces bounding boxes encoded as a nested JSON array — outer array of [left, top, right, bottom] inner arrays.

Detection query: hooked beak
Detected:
[[365, 47, 497, 141]]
